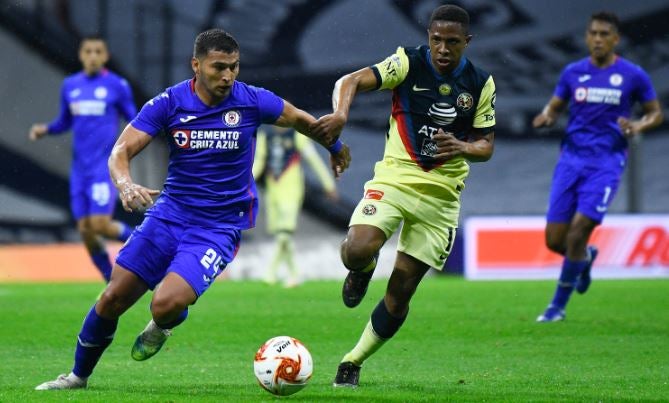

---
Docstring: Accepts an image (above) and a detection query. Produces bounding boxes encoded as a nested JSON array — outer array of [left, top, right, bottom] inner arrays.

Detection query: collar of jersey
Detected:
[[425, 49, 466, 80]]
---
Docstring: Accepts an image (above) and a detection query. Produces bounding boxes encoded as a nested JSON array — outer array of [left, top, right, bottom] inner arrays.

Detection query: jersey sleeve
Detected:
[[553, 66, 571, 100], [296, 134, 336, 192], [252, 129, 267, 179], [255, 87, 285, 124], [47, 81, 73, 134], [472, 75, 496, 129], [116, 78, 138, 122], [130, 91, 170, 137], [370, 47, 410, 90], [634, 67, 658, 104]]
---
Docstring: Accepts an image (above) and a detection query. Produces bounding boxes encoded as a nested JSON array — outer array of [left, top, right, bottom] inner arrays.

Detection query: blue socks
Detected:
[[371, 299, 407, 339], [551, 258, 589, 308], [117, 223, 133, 242], [90, 251, 112, 282], [73, 305, 118, 378]]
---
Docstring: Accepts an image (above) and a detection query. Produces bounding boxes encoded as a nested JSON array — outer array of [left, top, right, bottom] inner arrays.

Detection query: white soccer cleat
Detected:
[[131, 320, 172, 361], [35, 373, 87, 390]]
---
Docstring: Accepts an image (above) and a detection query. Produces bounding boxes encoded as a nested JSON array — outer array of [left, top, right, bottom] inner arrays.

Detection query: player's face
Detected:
[[586, 20, 619, 61], [79, 40, 109, 75], [192, 50, 240, 100], [427, 21, 471, 74]]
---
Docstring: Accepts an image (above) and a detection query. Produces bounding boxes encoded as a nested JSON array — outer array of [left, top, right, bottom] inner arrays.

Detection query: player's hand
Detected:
[[311, 112, 347, 146], [29, 124, 48, 141], [118, 182, 160, 213], [617, 116, 641, 137], [329, 143, 351, 179], [433, 129, 467, 160], [532, 112, 555, 128], [325, 189, 339, 201]]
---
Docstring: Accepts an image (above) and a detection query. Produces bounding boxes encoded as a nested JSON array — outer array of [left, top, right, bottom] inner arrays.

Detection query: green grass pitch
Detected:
[[0, 277, 667, 402]]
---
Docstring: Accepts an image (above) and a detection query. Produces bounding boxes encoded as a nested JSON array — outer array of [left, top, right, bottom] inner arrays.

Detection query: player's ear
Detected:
[[191, 57, 199, 75]]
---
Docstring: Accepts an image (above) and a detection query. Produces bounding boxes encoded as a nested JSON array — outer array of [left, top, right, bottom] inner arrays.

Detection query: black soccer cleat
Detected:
[[333, 361, 361, 388], [342, 269, 375, 308], [342, 253, 378, 308]]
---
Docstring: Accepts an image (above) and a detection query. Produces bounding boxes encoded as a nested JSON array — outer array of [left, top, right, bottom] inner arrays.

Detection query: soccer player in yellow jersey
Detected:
[[312, 5, 496, 387], [253, 126, 338, 287]]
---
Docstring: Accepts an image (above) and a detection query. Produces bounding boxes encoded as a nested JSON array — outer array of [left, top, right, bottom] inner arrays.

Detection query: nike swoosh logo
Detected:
[[578, 75, 591, 83], [412, 84, 430, 92], [179, 115, 197, 123]]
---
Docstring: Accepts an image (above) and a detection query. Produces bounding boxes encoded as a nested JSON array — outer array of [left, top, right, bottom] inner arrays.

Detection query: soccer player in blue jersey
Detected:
[[35, 29, 350, 390], [533, 12, 663, 322], [312, 5, 496, 387], [29, 36, 137, 283]]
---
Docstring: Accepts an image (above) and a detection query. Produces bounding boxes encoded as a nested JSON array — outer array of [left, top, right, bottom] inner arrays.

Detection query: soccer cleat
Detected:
[[35, 373, 87, 390], [333, 362, 361, 388], [131, 320, 171, 361], [536, 305, 566, 322], [342, 253, 378, 308], [576, 246, 598, 294]]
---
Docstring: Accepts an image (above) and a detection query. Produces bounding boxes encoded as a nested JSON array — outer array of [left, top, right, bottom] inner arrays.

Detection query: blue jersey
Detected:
[[131, 78, 284, 229], [554, 56, 656, 164], [47, 69, 137, 175]]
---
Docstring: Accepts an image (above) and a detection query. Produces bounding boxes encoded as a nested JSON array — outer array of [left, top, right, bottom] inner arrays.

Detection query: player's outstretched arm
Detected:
[[532, 96, 566, 128], [617, 99, 664, 137], [109, 124, 160, 212], [310, 67, 378, 141], [275, 100, 351, 177]]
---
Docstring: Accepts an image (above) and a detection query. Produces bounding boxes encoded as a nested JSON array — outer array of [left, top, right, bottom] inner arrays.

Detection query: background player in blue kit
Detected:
[[533, 12, 663, 322], [35, 28, 350, 390], [29, 36, 137, 283]]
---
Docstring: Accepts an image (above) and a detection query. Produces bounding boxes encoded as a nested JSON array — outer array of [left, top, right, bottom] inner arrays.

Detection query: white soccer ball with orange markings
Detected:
[[253, 336, 313, 396]]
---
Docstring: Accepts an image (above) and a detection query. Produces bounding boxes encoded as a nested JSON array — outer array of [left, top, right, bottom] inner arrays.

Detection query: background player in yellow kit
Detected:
[[253, 125, 338, 287]]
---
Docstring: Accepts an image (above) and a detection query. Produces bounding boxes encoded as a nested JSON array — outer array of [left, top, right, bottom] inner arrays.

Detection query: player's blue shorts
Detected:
[[547, 156, 624, 224], [70, 172, 118, 220], [115, 215, 241, 297]]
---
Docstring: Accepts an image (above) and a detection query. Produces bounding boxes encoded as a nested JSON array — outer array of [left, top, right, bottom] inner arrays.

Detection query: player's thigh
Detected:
[[168, 226, 242, 299], [115, 215, 181, 290], [576, 165, 623, 223], [546, 160, 580, 223], [349, 184, 404, 241]]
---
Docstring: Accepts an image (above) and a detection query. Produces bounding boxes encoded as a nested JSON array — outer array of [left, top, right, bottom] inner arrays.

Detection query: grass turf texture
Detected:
[[0, 277, 667, 402]]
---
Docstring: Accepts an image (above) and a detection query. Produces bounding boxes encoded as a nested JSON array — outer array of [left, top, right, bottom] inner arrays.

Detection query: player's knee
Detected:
[[97, 288, 132, 318], [545, 238, 564, 254], [341, 238, 378, 271]]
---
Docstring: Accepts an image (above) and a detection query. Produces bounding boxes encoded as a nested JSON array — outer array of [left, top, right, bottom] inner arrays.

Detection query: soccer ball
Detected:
[[253, 336, 313, 396]]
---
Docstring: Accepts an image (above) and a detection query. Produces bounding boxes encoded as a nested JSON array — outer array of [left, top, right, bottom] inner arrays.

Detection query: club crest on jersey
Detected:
[[94, 86, 108, 99], [456, 92, 473, 111], [609, 73, 623, 86], [362, 204, 377, 216], [439, 84, 452, 95], [223, 110, 241, 127], [428, 102, 457, 126], [173, 130, 190, 149]]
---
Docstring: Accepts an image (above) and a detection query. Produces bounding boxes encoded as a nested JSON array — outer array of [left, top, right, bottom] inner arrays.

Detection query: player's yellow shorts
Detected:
[[349, 180, 459, 269]]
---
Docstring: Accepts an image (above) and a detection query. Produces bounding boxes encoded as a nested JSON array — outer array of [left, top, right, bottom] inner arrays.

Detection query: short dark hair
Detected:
[[79, 35, 106, 48], [590, 11, 620, 32], [193, 29, 239, 59], [429, 5, 470, 33]]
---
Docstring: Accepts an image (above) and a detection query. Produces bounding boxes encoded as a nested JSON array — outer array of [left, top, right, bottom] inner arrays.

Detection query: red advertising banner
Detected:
[[465, 215, 669, 280]]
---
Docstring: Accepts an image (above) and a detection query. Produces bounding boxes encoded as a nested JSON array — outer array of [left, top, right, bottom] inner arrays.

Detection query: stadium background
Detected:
[[0, 0, 667, 280]]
